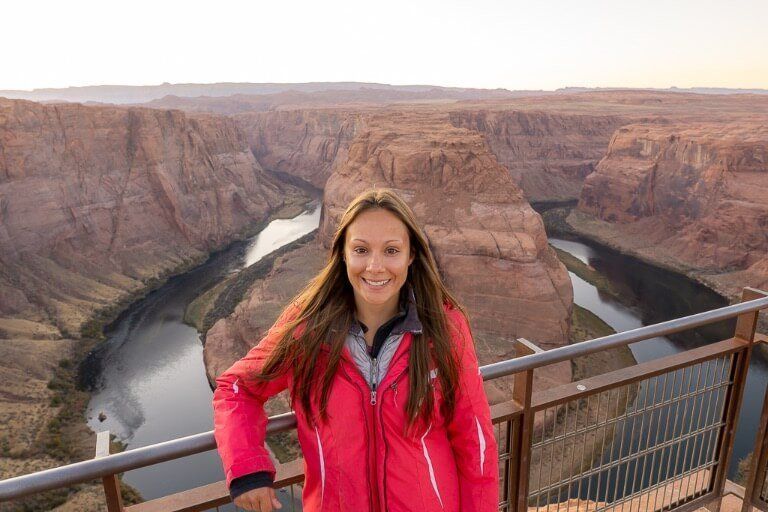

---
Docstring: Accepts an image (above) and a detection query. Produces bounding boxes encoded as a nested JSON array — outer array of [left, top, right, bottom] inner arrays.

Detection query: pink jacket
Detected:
[[212, 305, 499, 511]]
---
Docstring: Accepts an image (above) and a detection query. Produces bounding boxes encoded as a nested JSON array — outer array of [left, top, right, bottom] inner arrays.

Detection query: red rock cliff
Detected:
[[0, 99, 285, 337], [235, 110, 363, 188], [575, 122, 768, 298], [450, 110, 626, 202], [322, 111, 573, 353]]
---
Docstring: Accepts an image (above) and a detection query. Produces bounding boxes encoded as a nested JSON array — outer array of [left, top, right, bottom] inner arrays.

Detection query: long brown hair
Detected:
[[259, 189, 465, 428]]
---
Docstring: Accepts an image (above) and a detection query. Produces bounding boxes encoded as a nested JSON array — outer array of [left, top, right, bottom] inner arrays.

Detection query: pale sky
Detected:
[[3, 0, 767, 91]]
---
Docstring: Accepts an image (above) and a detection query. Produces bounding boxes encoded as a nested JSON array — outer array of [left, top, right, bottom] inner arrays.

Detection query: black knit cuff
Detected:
[[229, 471, 274, 500]]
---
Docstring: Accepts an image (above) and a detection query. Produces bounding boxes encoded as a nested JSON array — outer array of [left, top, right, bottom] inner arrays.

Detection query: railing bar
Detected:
[[688, 357, 714, 502], [627, 374, 652, 512], [697, 355, 726, 502], [673, 363, 701, 502], [568, 396, 582, 511], [574, 393, 589, 512], [669, 363, 695, 508], [663, 365, 688, 510], [609, 382, 631, 510], [556, 402, 568, 512], [557, 403, 579, 512], [483, 295, 768, 381], [700, 357, 725, 498], [652, 368, 676, 512], [613, 384, 638, 508], [666, 365, 691, 509], [547, 404, 561, 507], [679, 360, 706, 504], [536, 406, 549, 507], [530, 379, 733, 448], [606, 388, 623, 510], [584, 390, 603, 512]]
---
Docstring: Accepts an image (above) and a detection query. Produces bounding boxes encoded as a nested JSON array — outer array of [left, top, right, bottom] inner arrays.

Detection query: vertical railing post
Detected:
[[95, 431, 124, 512], [743, 340, 768, 512], [706, 288, 766, 512], [512, 338, 541, 512]]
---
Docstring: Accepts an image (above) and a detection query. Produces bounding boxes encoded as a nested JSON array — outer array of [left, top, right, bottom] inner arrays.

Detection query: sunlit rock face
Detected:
[[575, 121, 768, 298], [0, 98, 284, 337], [449, 109, 626, 202], [320, 111, 574, 391], [235, 109, 364, 188]]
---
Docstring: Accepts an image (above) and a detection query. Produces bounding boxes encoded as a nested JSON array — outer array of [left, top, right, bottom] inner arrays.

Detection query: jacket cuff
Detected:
[[229, 471, 274, 500]]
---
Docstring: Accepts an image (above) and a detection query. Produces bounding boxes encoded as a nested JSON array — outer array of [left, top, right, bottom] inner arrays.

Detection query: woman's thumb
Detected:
[[270, 488, 282, 509]]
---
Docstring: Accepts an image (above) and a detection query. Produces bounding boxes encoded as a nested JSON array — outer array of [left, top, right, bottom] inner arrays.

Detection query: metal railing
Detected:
[[1, 288, 768, 512]]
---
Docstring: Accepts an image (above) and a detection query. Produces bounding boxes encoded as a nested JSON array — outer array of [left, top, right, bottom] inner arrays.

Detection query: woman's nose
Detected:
[[366, 253, 384, 271]]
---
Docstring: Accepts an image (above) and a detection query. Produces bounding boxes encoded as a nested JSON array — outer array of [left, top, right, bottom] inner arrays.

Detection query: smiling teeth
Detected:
[[364, 279, 390, 286]]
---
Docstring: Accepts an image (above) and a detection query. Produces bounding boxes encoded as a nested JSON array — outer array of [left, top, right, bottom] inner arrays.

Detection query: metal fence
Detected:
[[1, 288, 767, 512]]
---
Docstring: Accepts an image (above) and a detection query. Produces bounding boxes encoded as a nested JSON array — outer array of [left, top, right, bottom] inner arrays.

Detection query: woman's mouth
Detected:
[[362, 278, 391, 288]]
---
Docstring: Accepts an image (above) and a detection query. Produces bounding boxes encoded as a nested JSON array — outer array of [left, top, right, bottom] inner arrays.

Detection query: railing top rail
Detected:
[[1, 292, 767, 502]]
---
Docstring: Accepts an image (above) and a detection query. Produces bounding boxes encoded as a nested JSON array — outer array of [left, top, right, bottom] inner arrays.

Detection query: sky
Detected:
[[3, 0, 767, 91]]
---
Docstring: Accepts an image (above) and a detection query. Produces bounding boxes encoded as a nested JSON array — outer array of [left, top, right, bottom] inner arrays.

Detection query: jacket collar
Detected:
[[348, 284, 423, 338]]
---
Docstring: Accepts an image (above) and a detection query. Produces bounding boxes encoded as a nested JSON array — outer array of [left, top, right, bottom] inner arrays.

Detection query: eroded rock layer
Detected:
[[235, 110, 363, 189], [575, 122, 768, 298], [449, 110, 627, 202], [0, 98, 285, 337], [321, 111, 574, 391]]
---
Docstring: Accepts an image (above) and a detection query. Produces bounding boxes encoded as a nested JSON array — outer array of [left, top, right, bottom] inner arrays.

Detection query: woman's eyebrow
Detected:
[[349, 238, 404, 244]]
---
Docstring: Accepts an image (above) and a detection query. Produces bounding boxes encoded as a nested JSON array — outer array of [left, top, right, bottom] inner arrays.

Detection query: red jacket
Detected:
[[213, 305, 498, 511]]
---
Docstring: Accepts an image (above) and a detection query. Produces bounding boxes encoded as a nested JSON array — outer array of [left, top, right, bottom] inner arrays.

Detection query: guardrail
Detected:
[[1, 288, 767, 511]]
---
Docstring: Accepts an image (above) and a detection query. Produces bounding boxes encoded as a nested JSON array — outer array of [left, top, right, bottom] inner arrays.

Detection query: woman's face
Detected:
[[344, 208, 414, 314]]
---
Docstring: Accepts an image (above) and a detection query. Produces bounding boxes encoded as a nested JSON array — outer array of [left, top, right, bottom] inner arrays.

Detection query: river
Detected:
[[549, 236, 768, 482], [81, 203, 320, 504]]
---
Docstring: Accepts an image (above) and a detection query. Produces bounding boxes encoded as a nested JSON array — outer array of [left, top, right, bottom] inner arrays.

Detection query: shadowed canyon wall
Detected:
[[0, 98, 287, 338], [235, 110, 364, 188], [573, 121, 768, 299], [449, 110, 627, 202]]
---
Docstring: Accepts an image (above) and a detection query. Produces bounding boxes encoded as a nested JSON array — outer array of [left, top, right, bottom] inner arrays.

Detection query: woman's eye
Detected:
[[353, 247, 367, 254], [386, 247, 400, 255]]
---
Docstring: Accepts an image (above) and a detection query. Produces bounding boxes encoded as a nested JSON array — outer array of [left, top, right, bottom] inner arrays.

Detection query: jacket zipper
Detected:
[[339, 364, 375, 512]]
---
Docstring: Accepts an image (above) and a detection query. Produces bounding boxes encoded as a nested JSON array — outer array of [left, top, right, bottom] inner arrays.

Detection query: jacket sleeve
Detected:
[[212, 310, 295, 487], [445, 308, 499, 512]]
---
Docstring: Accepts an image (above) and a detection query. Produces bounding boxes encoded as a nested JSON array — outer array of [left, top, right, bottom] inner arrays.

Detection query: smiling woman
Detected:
[[212, 188, 498, 512]]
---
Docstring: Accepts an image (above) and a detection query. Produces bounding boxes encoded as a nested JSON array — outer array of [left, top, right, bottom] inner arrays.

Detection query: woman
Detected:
[[213, 189, 498, 512]]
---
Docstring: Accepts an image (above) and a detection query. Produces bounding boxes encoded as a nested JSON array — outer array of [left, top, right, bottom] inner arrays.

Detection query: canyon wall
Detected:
[[574, 121, 768, 298], [235, 110, 363, 189], [0, 98, 287, 338], [449, 110, 626, 202]]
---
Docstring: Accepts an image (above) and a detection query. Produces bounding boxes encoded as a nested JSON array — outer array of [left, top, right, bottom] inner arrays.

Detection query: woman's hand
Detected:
[[233, 487, 282, 511]]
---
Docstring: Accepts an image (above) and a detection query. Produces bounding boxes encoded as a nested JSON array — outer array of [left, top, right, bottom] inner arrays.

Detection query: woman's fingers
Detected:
[[269, 487, 283, 509], [233, 487, 281, 511]]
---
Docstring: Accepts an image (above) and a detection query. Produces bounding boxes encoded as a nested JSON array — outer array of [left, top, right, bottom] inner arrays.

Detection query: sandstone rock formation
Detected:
[[450, 110, 626, 202], [321, 112, 573, 352], [235, 110, 363, 188], [0, 98, 286, 338], [574, 121, 768, 299]]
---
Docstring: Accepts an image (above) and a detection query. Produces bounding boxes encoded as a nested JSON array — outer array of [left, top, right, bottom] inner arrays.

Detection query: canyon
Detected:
[[3, 86, 768, 510], [0, 99, 292, 339]]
